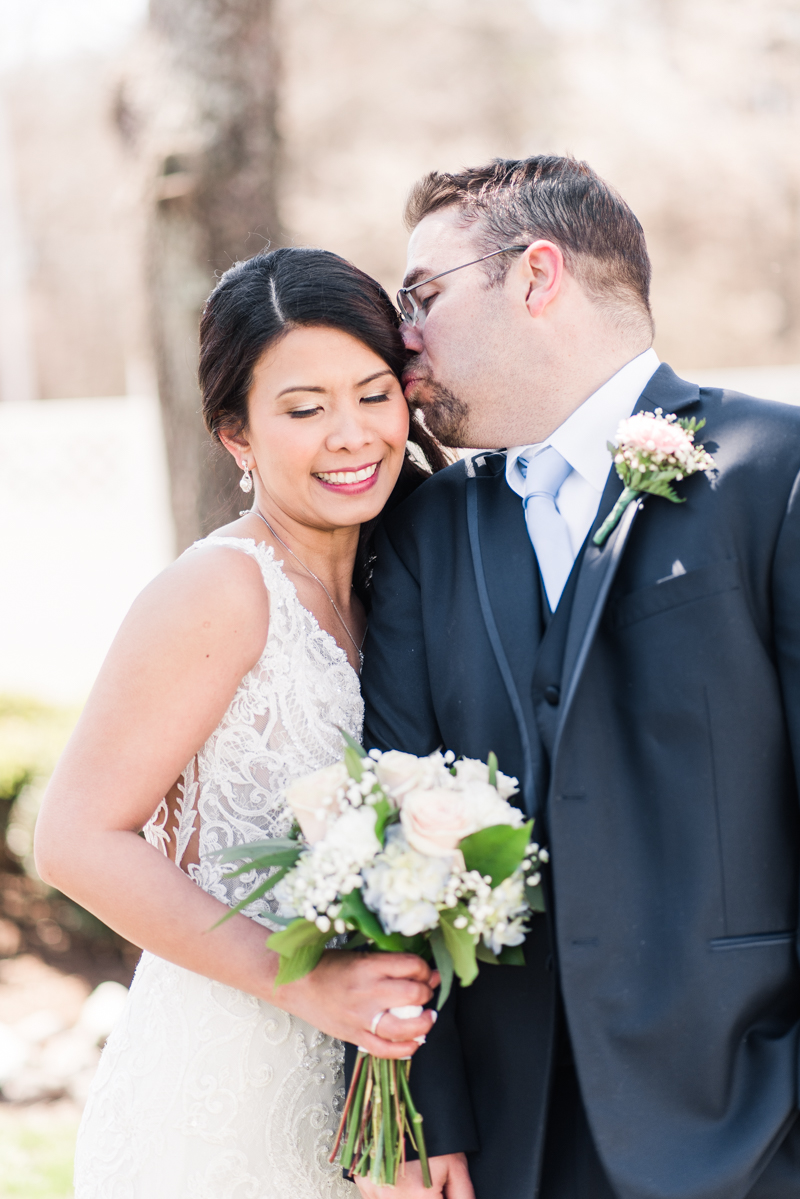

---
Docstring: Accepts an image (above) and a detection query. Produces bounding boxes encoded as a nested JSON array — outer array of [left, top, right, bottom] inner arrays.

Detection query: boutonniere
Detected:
[[593, 409, 716, 546]]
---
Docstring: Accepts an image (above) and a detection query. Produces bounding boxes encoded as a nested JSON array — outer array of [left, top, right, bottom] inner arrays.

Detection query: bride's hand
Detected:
[[272, 949, 440, 1058], [354, 1154, 475, 1199]]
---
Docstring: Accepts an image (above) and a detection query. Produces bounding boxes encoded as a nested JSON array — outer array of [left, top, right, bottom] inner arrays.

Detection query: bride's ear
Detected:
[[218, 428, 253, 467]]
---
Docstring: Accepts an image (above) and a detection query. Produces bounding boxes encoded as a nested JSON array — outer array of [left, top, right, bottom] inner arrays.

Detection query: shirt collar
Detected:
[[506, 348, 660, 497]]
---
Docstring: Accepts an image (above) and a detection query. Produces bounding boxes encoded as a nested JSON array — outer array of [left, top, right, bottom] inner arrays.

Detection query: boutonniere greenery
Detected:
[[593, 409, 716, 547]]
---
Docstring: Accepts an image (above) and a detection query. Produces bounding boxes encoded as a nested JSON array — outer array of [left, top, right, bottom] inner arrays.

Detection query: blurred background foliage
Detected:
[[0, 698, 136, 977]]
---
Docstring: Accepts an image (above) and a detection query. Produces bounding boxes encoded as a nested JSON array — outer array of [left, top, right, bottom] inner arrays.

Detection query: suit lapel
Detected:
[[466, 463, 542, 817], [553, 364, 702, 762]]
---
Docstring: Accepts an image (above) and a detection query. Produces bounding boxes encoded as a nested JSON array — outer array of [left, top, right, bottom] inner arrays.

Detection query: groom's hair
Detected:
[[405, 156, 654, 337]]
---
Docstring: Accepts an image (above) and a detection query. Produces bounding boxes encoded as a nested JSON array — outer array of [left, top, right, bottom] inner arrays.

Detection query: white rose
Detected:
[[400, 786, 481, 856], [374, 751, 444, 798], [460, 781, 525, 831], [325, 805, 381, 866], [453, 757, 519, 801], [284, 761, 350, 844]]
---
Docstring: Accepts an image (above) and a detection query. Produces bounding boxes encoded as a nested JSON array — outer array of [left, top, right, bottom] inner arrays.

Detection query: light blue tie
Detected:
[[519, 446, 575, 610]]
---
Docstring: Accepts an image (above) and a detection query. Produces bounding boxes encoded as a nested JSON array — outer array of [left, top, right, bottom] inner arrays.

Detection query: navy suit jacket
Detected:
[[361, 365, 800, 1199]]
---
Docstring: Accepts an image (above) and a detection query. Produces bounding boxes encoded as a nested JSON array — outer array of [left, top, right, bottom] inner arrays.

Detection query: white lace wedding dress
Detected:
[[74, 537, 361, 1199]]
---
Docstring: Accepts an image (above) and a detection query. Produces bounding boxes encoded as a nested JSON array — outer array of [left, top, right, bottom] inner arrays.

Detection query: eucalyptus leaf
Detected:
[[210, 875, 278, 928], [339, 728, 367, 758], [459, 821, 533, 886], [429, 926, 455, 1009], [344, 746, 364, 782], [212, 838, 304, 864], [440, 909, 478, 987], [226, 849, 303, 877]]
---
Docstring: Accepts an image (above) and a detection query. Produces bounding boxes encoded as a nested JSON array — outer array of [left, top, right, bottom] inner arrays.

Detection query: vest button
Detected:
[[544, 684, 560, 707]]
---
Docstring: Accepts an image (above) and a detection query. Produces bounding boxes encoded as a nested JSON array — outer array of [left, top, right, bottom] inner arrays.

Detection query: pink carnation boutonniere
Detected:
[[593, 409, 716, 547]]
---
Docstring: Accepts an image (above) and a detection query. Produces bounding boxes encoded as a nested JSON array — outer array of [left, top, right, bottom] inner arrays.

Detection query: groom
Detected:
[[359, 156, 800, 1199]]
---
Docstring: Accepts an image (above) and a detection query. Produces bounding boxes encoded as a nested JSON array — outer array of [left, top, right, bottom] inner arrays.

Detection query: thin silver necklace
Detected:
[[251, 508, 365, 668]]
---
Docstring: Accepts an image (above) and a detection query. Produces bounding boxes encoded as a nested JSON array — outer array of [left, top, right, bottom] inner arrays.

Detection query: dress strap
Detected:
[[184, 535, 293, 602]]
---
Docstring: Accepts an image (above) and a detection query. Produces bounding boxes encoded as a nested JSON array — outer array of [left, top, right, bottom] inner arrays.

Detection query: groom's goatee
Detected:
[[408, 376, 470, 447]]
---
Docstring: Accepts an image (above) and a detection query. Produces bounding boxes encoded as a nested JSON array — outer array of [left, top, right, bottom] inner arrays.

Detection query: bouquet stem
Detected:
[[333, 1053, 432, 1188]]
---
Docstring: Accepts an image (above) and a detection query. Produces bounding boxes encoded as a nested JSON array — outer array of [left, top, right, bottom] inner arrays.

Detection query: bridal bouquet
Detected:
[[215, 735, 546, 1188]]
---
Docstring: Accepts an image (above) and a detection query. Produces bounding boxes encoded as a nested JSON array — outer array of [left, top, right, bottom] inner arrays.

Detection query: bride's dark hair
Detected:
[[198, 246, 448, 602]]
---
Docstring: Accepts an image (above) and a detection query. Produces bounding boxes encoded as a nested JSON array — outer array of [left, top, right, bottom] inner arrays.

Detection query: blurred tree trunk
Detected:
[[146, 0, 282, 552]]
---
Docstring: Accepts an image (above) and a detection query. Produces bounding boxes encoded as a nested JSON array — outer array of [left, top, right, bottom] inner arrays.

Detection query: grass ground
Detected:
[[0, 1102, 79, 1198]]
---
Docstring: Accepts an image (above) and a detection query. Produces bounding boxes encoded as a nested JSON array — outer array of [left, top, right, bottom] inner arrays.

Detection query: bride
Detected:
[[34, 247, 447, 1198]]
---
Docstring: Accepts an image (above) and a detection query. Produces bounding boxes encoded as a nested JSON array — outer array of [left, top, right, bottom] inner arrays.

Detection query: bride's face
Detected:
[[229, 325, 410, 532]]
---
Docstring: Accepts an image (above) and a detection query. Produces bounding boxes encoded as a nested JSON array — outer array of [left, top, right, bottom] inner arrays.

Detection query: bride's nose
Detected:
[[324, 408, 372, 453]]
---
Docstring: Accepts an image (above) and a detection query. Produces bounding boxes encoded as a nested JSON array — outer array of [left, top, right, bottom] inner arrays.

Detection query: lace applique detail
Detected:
[[77, 536, 362, 1197]]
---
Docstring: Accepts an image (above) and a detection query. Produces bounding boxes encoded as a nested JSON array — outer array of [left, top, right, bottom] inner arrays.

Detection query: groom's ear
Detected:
[[519, 240, 564, 320]]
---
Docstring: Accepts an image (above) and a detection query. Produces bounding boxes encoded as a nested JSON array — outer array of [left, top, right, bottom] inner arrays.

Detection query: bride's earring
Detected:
[[239, 461, 253, 494]]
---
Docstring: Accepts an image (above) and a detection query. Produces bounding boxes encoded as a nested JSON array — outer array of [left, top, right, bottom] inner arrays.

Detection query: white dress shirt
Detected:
[[505, 348, 661, 561]]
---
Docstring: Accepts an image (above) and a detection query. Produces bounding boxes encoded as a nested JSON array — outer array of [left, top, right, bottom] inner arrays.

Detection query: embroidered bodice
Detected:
[[143, 535, 364, 920]]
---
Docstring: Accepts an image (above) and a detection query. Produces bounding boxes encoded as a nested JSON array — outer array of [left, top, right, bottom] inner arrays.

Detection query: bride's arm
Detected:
[[34, 545, 437, 1057]]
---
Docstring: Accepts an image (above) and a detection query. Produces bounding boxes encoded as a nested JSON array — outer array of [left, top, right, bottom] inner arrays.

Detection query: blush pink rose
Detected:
[[400, 787, 478, 857], [617, 413, 692, 457], [284, 760, 350, 844]]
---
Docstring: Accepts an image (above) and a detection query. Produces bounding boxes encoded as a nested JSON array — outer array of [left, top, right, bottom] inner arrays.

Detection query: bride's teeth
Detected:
[[317, 463, 378, 485]]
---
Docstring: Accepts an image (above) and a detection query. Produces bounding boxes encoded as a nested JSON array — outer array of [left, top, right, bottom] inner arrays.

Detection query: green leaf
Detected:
[[429, 926, 455, 1009], [338, 889, 425, 954], [678, 416, 706, 435], [440, 908, 478, 987], [459, 821, 533, 887], [250, 918, 330, 984], [526, 881, 546, 913], [497, 945, 526, 966], [274, 938, 327, 985], [475, 941, 499, 965], [372, 796, 398, 844], [212, 838, 304, 865], [344, 746, 364, 782], [226, 849, 303, 877], [487, 751, 498, 789], [339, 727, 367, 758], [268, 916, 327, 955], [210, 875, 279, 928]]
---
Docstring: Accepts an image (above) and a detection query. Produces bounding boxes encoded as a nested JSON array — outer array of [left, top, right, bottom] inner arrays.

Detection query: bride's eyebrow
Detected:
[[276, 385, 325, 398], [276, 369, 393, 399], [357, 369, 393, 387]]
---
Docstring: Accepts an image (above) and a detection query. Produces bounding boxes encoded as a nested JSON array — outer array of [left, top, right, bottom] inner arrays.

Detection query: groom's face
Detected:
[[400, 207, 527, 448]]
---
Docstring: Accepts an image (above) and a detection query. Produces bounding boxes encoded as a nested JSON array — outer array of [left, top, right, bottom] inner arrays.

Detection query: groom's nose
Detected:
[[401, 321, 424, 353]]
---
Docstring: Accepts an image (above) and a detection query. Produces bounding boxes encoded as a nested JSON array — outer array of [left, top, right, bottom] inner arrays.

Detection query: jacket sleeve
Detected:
[[359, 520, 480, 1157]]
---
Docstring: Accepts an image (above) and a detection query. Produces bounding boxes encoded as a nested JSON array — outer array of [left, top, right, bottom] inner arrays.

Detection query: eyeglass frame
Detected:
[[396, 243, 530, 326]]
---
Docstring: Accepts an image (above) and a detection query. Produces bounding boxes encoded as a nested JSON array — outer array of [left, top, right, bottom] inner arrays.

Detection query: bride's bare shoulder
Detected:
[[118, 537, 271, 676]]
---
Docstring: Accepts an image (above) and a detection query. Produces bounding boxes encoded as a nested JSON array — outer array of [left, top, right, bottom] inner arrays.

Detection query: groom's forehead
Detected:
[[403, 208, 481, 287]]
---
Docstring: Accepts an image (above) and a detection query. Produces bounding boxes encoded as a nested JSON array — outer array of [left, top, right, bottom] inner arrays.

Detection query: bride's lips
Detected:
[[313, 460, 381, 495]]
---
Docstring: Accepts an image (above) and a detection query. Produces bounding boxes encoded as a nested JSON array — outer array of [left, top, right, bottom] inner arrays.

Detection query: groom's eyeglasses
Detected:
[[396, 244, 529, 327]]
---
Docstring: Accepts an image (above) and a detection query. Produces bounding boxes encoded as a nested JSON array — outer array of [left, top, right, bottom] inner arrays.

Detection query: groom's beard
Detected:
[[405, 372, 471, 448]]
